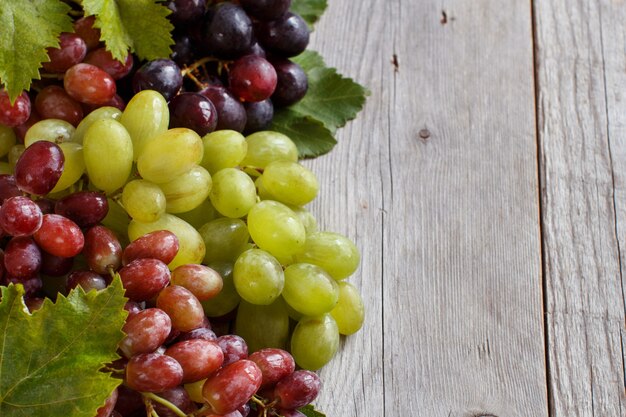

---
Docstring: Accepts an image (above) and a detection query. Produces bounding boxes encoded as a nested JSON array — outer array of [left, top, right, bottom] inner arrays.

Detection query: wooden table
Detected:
[[305, 1, 626, 415]]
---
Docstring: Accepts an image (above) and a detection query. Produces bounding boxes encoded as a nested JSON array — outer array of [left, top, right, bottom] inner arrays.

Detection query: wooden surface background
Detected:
[[305, 0, 626, 415]]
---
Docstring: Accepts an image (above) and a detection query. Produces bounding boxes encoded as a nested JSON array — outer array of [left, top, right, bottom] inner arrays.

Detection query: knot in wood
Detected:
[[418, 129, 431, 140]]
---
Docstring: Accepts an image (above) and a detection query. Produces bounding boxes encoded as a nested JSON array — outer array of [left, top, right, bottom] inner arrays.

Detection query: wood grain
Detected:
[[533, 0, 626, 415], [308, 0, 547, 415]]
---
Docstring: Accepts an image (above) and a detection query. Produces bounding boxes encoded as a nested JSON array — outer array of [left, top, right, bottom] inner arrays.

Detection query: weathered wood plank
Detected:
[[309, 0, 546, 415], [534, 0, 626, 415]]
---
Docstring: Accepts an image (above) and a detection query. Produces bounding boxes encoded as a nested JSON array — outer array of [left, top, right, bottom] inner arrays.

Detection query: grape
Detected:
[[94, 388, 118, 417], [256, 12, 310, 57], [295, 231, 360, 280], [157, 285, 206, 332], [289, 205, 318, 235], [177, 327, 217, 343], [0, 175, 21, 203], [42, 32, 87, 73], [203, 3, 253, 58], [128, 214, 205, 269], [119, 308, 172, 357], [33, 214, 84, 258], [159, 165, 212, 214], [201, 261, 241, 317], [83, 118, 133, 193], [165, 0, 206, 24], [119, 90, 170, 161], [200, 130, 248, 175], [40, 251, 74, 276], [240, 0, 292, 20], [202, 360, 262, 415], [0, 196, 43, 237], [82, 225, 123, 274], [121, 179, 167, 223], [330, 281, 365, 335], [241, 131, 297, 171], [66, 270, 107, 293], [72, 106, 122, 144], [274, 370, 321, 409], [171, 264, 223, 301], [33, 198, 56, 216], [54, 191, 109, 228], [4, 236, 41, 278], [84, 48, 134, 80], [122, 230, 179, 266], [24, 119, 75, 147], [151, 387, 198, 417], [228, 55, 277, 102], [246, 200, 305, 263], [64, 63, 117, 105], [171, 33, 194, 66], [248, 348, 295, 388], [126, 353, 184, 393], [84, 92, 126, 112], [0, 125, 16, 158], [137, 128, 204, 184], [73, 16, 101, 51], [290, 314, 340, 370], [0, 90, 31, 127], [198, 217, 249, 264], [208, 168, 256, 218], [233, 248, 284, 305], [49, 142, 85, 193], [216, 334, 248, 366], [168, 93, 217, 136], [132, 59, 183, 101], [282, 263, 339, 317], [235, 299, 290, 352], [119, 258, 171, 302], [243, 99, 274, 134], [15, 140, 64, 195], [13, 108, 40, 141], [199, 86, 247, 132], [175, 197, 221, 229], [34, 85, 84, 126], [114, 385, 144, 416], [262, 161, 318, 206], [271, 58, 308, 106], [165, 339, 224, 383], [124, 301, 143, 319], [8, 144, 26, 169], [3, 273, 43, 296]]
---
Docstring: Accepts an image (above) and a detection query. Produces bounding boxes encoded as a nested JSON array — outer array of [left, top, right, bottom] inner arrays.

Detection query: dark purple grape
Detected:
[[133, 59, 183, 101], [14, 141, 64, 195], [168, 92, 217, 136], [114, 385, 144, 416], [40, 251, 74, 276], [55, 191, 109, 228], [171, 33, 195, 66], [165, 0, 206, 24], [245, 41, 267, 58], [4, 236, 42, 278], [203, 3, 253, 58], [228, 55, 277, 102], [240, 0, 292, 20], [199, 85, 247, 132], [256, 12, 310, 57], [270, 58, 308, 106], [66, 270, 108, 292], [243, 99, 273, 134], [3, 274, 43, 296]]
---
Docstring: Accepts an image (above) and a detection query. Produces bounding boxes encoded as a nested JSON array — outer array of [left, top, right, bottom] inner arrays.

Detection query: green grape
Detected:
[[0, 162, 11, 174], [122, 179, 166, 222], [137, 128, 203, 183], [50, 142, 85, 193], [201, 261, 240, 317], [282, 296, 304, 321], [288, 205, 318, 235], [208, 168, 257, 218], [235, 299, 290, 352], [119, 90, 169, 160], [282, 263, 339, 317], [72, 106, 122, 144], [8, 144, 25, 168], [201, 130, 247, 174], [198, 217, 250, 263], [254, 175, 276, 201], [241, 131, 298, 174], [176, 198, 221, 229], [160, 165, 212, 213], [83, 119, 133, 193], [261, 161, 319, 206], [101, 198, 131, 247], [0, 125, 17, 158], [24, 119, 76, 147], [291, 314, 340, 370], [295, 231, 360, 280], [246, 200, 305, 264], [233, 248, 284, 305], [330, 281, 365, 335], [128, 213, 205, 269]]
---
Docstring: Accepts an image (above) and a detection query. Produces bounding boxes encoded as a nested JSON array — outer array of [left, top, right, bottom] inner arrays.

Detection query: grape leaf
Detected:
[[0, 0, 73, 102], [298, 404, 327, 417], [0, 278, 128, 417], [82, 0, 174, 62], [271, 110, 337, 158], [290, 0, 328, 27]]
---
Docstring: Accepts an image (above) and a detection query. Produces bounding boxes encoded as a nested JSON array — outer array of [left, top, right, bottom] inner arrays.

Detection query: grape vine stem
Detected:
[[142, 392, 187, 417]]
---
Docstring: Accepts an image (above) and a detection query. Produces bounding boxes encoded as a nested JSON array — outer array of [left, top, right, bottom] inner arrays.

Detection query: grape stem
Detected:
[[142, 392, 187, 417], [181, 57, 221, 77]]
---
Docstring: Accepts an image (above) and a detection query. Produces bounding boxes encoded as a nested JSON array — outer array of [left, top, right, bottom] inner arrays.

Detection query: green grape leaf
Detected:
[[0, 277, 128, 417], [298, 404, 327, 417], [82, 0, 174, 62], [271, 109, 337, 158], [0, 0, 73, 102], [290, 0, 328, 27]]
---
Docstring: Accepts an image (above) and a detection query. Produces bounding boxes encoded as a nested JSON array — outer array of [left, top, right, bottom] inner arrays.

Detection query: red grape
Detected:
[[202, 359, 262, 415], [54, 191, 109, 228], [64, 63, 117, 105], [216, 334, 248, 366], [43, 33, 87, 73], [35, 85, 84, 127], [0, 175, 21, 203], [171, 264, 223, 301], [123, 230, 179, 266], [120, 308, 172, 357], [126, 353, 184, 393], [0, 196, 43, 237], [14, 141, 64, 195], [33, 214, 84, 257], [66, 270, 107, 293], [273, 370, 321, 409], [73, 16, 101, 51], [152, 387, 198, 417], [165, 339, 224, 383], [84, 48, 134, 80], [248, 348, 295, 388], [94, 388, 118, 417], [3, 236, 42, 278], [0, 90, 31, 127], [156, 285, 206, 332], [228, 55, 277, 102], [82, 225, 122, 274], [168, 92, 217, 136], [177, 327, 217, 343], [40, 251, 74, 276], [118, 258, 171, 302]]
